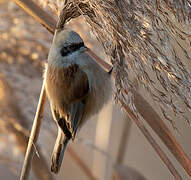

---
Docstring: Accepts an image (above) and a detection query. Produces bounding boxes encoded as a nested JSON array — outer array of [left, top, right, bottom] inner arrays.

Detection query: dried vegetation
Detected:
[[41, 0, 191, 127]]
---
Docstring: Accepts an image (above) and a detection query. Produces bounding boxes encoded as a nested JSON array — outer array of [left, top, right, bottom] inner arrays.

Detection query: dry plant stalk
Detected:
[[0, 74, 53, 180], [13, 0, 191, 179], [13, 0, 56, 33], [17, 0, 58, 178], [19, 81, 47, 180]]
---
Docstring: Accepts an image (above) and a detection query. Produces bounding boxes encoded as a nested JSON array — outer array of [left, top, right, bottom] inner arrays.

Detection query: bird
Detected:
[[44, 29, 112, 173]]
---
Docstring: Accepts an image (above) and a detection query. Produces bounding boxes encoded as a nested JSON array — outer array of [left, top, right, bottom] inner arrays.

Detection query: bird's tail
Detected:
[[51, 128, 69, 173]]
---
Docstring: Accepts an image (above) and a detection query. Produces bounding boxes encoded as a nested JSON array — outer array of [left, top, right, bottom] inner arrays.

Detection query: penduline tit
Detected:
[[44, 30, 112, 173]]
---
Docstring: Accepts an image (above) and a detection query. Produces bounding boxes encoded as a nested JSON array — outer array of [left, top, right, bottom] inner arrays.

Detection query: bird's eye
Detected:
[[60, 46, 68, 56], [60, 42, 85, 57]]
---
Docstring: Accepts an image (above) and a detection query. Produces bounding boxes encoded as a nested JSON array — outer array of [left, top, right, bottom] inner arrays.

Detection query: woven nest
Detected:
[[42, 0, 191, 127]]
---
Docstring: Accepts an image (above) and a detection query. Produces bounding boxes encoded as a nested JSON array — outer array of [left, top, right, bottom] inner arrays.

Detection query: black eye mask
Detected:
[[60, 42, 85, 57]]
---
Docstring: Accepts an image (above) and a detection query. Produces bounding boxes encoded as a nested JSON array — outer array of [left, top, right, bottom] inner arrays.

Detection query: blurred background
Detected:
[[0, 1, 191, 180]]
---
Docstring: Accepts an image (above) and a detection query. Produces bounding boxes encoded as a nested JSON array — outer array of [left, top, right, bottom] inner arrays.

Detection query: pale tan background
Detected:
[[0, 1, 191, 180]]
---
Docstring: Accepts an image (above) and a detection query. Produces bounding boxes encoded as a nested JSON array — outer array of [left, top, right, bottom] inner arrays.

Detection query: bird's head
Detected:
[[54, 30, 85, 57], [48, 30, 86, 66]]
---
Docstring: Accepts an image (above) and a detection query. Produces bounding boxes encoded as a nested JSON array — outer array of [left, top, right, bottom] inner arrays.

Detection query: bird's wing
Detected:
[[55, 100, 85, 139], [51, 101, 85, 173], [50, 64, 89, 136], [67, 68, 89, 138], [59, 65, 89, 137], [68, 101, 85, 139]]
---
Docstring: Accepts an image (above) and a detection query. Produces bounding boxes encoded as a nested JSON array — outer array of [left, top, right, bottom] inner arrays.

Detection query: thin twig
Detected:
[[19, 81, 47, 180], [13, 0, 56, 34], [13, 0, 190, 178]]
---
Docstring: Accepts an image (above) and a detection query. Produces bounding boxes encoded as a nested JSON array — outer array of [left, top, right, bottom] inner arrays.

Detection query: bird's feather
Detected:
[[51, 128, 69, 173], [51, 101, 85, 173], [69, 101, 85, 139]]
